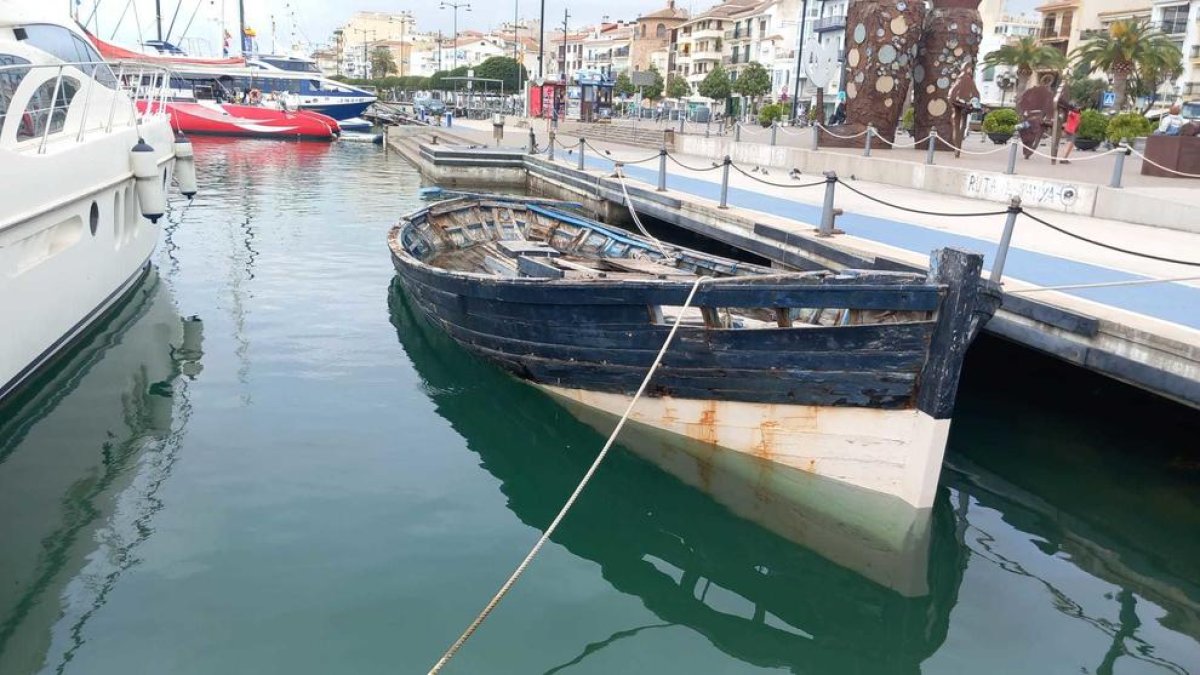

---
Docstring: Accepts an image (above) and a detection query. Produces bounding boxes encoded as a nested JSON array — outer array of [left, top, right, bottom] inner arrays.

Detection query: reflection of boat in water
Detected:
[[0, 269, 202, 675], [388, 281, 965, 673]]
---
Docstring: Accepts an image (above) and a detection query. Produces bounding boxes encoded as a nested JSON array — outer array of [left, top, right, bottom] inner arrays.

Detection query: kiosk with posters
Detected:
[[528, 81, 567, 120]]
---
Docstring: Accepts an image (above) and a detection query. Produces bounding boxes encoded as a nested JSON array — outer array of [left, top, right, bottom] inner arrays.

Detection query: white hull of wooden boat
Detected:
[[538, 384, 952, 511]]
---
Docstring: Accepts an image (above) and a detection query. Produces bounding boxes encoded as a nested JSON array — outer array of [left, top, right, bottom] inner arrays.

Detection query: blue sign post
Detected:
[[1102, 91, 1117, 108]]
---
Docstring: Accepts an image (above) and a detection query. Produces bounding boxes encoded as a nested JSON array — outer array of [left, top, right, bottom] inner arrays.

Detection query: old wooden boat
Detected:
[[388, 195, 998, 510]]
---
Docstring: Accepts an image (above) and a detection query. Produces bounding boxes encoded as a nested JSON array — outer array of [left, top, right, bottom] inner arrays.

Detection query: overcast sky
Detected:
[[86, 0, 672, 54], [85, 0, 1040, 55]]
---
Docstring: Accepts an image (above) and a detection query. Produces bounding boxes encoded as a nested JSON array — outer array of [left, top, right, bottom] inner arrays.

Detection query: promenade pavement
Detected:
[[441, 119, 1200, 343], [596, 117, 1200, 196]]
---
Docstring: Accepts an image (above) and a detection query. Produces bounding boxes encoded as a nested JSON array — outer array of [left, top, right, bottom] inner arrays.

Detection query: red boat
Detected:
[[140, 101, 339, 140]]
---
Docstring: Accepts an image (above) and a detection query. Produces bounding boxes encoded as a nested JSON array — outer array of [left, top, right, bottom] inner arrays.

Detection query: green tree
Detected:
[[732, 61, 771, 112], [982, 36, 1067, 96], [472, 56, 528, 93], [1069, 76, 1108, 109], [614, 71, 636, 98], [370, 47, 396, 78], [642, 65, 665, 100], [1130, 52, 1184, 112], [665, 73, 691, 99], [697, 63, 731, 102], [1071, 20, 1181, 109]]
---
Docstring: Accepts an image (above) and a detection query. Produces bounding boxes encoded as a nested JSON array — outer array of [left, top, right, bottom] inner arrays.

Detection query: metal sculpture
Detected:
[[1015, 75, 1058, 159], [912, 0, 984, 147], [827, 0, 927, 145], [824, 0, 985, 150], [946, 63, 981, 156]]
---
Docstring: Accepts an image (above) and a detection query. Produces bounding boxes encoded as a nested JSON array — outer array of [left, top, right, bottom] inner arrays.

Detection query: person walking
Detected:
[[1059, 105, 1081, 164]]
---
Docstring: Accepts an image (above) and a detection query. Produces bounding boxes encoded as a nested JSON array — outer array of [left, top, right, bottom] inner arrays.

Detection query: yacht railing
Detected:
[[0, 61, 173, 154]]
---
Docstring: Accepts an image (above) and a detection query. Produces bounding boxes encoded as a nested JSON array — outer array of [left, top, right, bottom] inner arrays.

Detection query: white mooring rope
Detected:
[[613, 165, 671, 257], [1006, 274, 1200, 293], [426, 274, 709, 675]]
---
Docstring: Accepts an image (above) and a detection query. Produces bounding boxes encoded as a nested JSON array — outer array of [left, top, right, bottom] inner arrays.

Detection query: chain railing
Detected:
[[540, 134, 1200, 278]]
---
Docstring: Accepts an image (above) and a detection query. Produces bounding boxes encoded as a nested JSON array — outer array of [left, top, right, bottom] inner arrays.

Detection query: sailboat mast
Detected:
[[156, 0, 163, 41], [238, 0, 246, 56]]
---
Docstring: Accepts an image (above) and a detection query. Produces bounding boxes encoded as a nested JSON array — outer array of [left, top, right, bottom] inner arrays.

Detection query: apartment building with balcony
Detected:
[[673, 0, 760, 95], [1150, 0, 1200, 99], [1035, 0, 1150, 59], [976, 0, 1041, 104], [583, 23, 635, 77]]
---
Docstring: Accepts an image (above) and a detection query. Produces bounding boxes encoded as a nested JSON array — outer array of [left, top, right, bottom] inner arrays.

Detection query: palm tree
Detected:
[[983, 36, 1068, 97], [1071, 20, 1182, 110]]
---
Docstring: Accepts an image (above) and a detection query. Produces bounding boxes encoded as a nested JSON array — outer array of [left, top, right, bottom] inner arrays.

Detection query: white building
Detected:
[[583, 23, 635, 77], [1150, 0, 1199, 101], [976, 5, 1041, 106]]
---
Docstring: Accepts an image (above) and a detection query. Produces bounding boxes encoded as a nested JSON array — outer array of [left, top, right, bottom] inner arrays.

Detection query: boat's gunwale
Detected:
[[387, 197, 941, 298]]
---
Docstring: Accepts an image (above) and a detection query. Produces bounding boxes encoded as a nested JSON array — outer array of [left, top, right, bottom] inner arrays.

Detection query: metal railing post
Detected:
[[864, 125, 873, 157], [657, 146, 668, 192], [810, 125, 819, 151], [75, 65, 97, 142], [548, 130, 555, 161], [734, 121, 741, 142], [719, 155, 731, 209], [770, 121, 778, 146], [1005, 137, 1019, 175], [1110, 143, 1129, 188], [38, 66, 65, 154], [926, 130, 937, 165], [107, 64, 124, 132], [818, 171, 838, 236], [577, 137, 586, 171], [990, 196, 1022, 282]]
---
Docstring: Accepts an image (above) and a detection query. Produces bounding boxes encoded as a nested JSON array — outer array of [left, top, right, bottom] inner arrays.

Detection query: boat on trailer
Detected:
[[388, 196, 999, 510]]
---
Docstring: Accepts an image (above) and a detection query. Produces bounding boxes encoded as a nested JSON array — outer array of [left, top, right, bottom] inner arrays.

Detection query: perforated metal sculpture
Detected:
[[825, 0, 984, 149]]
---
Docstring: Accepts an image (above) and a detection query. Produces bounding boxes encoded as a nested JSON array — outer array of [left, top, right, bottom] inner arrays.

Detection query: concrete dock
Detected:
[[385, 119, 1200, 409]]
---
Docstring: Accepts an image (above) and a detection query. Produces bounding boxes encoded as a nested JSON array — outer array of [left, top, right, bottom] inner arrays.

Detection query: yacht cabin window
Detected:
[[14, 24, 116, 88]]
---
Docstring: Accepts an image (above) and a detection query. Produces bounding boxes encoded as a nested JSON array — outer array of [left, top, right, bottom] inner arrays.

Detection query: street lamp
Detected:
[[440, 1, 472, 70], [354, 28, 377, 79], [996, 72, 1016, 108]]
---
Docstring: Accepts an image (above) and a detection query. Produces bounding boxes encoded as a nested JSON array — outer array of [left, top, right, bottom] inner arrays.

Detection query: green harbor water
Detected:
[[1, 139, 1198, 675]]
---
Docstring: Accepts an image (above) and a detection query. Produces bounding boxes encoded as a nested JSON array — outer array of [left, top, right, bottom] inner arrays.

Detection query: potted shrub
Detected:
[[758, 102, 785, 128], [983, 108, 1019, 144], [900, 107, 914, 135], [1106, 112, 1154, 148], [1073, 109, 1107, 151]]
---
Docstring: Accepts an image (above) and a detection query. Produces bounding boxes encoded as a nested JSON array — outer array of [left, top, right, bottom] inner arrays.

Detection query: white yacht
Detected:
[[0, 4, 194, 400]]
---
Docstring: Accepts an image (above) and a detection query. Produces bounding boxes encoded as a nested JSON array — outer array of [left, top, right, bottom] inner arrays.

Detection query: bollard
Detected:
[[864, 126, 873, 157], [577, 137, 586, 171], [818, 171, 838, 236], [811, 125, 819, 151], [734, 122, 741, 143], [990, 196, 1022, 282], [548, 130, 556, 161], [770, 122, 778, 146], [1005, 138, 1018, 175], [719, 156, 731, 209], [657, 147, 668, 192], [1110, 143, 1130, 188], [926, 130, 937, 165]]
